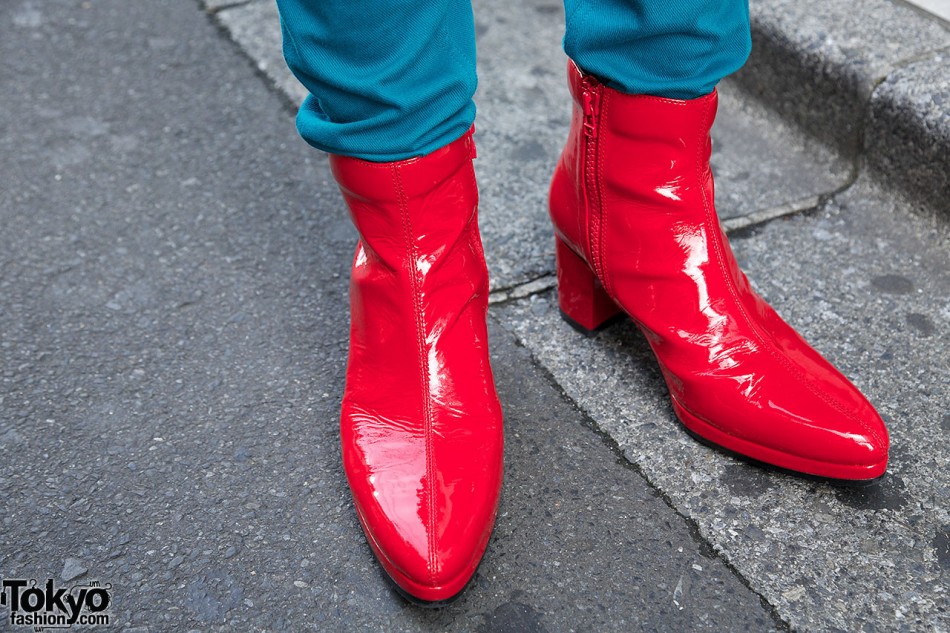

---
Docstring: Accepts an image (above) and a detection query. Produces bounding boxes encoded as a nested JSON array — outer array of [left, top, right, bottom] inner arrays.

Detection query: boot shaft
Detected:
[[330, 128, 480, 274]]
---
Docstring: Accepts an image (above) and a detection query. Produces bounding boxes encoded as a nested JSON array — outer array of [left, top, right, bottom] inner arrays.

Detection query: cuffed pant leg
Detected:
[[276, 0, 477, 160], [562, 0, 751, 99]]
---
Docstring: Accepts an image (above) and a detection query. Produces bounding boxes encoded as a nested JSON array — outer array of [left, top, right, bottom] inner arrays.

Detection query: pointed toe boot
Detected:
[[549, 61, 888, 481], [329, 128, 504, 603]]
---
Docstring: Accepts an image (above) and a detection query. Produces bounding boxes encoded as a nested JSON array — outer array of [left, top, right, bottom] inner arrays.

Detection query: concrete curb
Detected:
[[735, 0, 950, 212]]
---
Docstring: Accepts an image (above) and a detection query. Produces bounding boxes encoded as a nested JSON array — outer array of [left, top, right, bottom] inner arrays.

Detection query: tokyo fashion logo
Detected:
[[0, 578, 112, 630]]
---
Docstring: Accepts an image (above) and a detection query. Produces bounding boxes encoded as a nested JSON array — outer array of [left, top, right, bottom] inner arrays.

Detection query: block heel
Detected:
[[554, 236, 622, 334]]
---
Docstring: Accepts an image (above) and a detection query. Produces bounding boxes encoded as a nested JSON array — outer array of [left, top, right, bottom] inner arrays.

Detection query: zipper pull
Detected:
[[466, 125, 477, 159], [582, 80, 599, 138]]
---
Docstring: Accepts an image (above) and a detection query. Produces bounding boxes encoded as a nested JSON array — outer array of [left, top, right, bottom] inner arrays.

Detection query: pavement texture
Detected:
[[1, 0, 948, 632]]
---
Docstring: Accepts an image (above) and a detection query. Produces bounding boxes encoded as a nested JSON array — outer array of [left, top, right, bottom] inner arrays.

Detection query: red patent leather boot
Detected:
[[328, 128, 504, 603], [549, 61, 888, 481]]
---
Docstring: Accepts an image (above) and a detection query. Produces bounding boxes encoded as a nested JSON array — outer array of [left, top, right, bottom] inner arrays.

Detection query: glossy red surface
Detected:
[[549, 61, 888, 480], [329, 129, 503, 602]]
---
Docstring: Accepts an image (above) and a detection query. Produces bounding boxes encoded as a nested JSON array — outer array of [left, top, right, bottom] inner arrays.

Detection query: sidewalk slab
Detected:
[[496, 176, 950, 632]]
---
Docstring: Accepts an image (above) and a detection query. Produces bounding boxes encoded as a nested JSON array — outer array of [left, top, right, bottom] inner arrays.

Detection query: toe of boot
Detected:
[[341, 407, 503, 603], [671, 368, 889, 481], [347, 458, 501, 603]]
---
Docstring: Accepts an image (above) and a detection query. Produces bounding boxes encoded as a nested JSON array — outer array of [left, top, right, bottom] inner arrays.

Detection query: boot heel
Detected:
[[555, 237, 622, 334]]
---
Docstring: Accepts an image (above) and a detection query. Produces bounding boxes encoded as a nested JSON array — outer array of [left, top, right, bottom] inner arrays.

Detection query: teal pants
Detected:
[[276, 1, 751, 161]]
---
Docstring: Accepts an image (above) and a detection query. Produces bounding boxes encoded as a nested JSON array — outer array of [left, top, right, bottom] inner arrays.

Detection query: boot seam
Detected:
[[392, 162, 438, 587], [466, 160, 489, 280]]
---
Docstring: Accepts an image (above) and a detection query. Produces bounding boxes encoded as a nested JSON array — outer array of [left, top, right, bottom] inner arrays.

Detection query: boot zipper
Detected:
[[582, 78, 599, 139], [580, 76, 605, 285]]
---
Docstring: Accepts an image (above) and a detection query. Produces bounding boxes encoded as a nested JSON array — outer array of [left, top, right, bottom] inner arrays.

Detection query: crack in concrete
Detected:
[[203, 0, 255, 16]]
